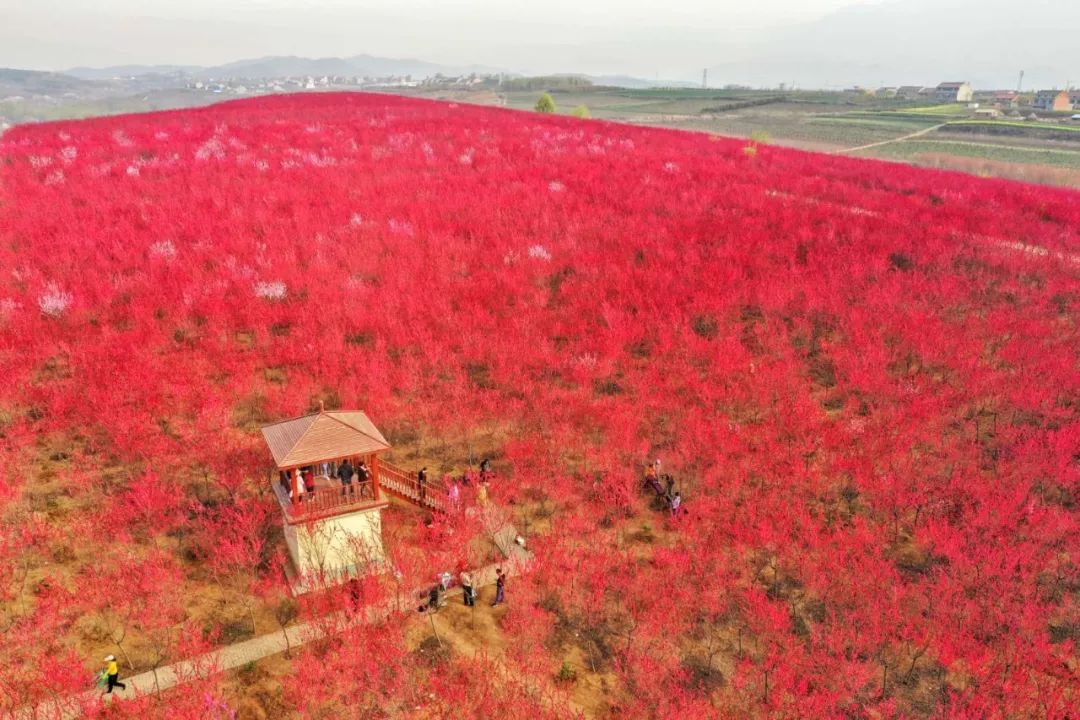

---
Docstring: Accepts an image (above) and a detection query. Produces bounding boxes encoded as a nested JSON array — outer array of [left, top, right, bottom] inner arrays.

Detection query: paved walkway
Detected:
[[15, 522, 532, 719]]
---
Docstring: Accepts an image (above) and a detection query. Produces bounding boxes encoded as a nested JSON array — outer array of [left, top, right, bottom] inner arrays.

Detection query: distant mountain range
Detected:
[[589, 74, 697, 90], [64, 55, 503, 82], [58, 55, 701, 88], [0, 67, 189, 101], [209, 55, 504, 80], [0, 68, 103, 97], [65, 64, 203, 80], [0, 56, 700, 105]]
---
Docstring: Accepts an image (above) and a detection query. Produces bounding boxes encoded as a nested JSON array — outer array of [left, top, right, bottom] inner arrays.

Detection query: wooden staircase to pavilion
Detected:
[[378, 460, 449, 513]]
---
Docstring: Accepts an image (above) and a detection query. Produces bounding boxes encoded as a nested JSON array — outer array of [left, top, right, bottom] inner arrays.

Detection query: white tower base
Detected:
[[283, 504, 387, 593]]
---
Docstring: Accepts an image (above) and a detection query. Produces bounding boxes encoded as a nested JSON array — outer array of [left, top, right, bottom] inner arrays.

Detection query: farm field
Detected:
[[855, 139, 1080, 168], [401, 87, 1080, 186], [0, 92, 1078, 719]]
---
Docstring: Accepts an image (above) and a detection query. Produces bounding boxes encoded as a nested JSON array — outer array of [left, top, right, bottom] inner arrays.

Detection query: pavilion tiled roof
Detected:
[[261, 410, 391, 468]]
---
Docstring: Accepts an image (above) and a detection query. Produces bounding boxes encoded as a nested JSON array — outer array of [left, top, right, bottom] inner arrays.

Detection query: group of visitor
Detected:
[[420, 566, 506, 612], [338, 458, 372, 497], [411, 458, 496, 510], [278, 458, 377, 504], [643, 459, 685, 517]]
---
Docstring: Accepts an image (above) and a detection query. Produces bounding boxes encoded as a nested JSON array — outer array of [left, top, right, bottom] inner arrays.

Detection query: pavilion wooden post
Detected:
[[371, 454, 381, 501], [291, 468, 300, 502]]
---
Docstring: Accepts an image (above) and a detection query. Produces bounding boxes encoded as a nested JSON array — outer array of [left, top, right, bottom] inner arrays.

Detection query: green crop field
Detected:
[[945, 120, 1080, 133], [903, 103, 972, 116], [855, 139, 1080, 168], [810, 115, 941, 131]]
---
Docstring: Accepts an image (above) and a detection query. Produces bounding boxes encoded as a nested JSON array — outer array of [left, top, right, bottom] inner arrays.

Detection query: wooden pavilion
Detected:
[[263, 409, 391, 514], [261, 408, 395, 586]]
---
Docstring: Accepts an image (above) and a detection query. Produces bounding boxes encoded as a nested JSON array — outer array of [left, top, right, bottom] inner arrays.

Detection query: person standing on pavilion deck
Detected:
[[338, 458, 355, 497], [358, 460, 372, 497]]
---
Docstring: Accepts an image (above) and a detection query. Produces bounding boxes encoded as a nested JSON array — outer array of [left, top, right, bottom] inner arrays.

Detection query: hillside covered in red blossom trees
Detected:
[[0, 92, 1077, 718]]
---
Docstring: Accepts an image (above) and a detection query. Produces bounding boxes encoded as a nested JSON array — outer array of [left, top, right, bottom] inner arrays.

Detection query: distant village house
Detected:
[[934, 81, 974, 103], [897, 86, 927, 100], [975, 90, 1019, 108], [993, 90, 1019, 108], [1033, 90, 1071, 112]]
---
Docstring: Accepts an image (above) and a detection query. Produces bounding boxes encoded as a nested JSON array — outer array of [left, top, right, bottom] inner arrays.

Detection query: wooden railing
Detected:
[[378, 461, 449, 512], [272, 479, 382, 522], [271, 461, 452, 518]]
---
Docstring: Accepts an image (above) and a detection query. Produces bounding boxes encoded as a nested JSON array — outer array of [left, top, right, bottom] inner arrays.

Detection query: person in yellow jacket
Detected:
[[103, 655, 126, 694]]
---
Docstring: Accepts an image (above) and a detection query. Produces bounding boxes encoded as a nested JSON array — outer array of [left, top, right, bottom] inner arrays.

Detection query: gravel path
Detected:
[[836, 122, 946, 154]]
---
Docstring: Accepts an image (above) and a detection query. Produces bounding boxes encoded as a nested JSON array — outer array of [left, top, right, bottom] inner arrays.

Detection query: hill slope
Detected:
[[0, 67, 101, 97], [0, 93, 1077, 718]]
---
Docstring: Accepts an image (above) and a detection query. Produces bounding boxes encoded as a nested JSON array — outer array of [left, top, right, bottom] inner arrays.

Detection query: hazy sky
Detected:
[[3, 0, 868, 72], [1, 0, 1075, 87]]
